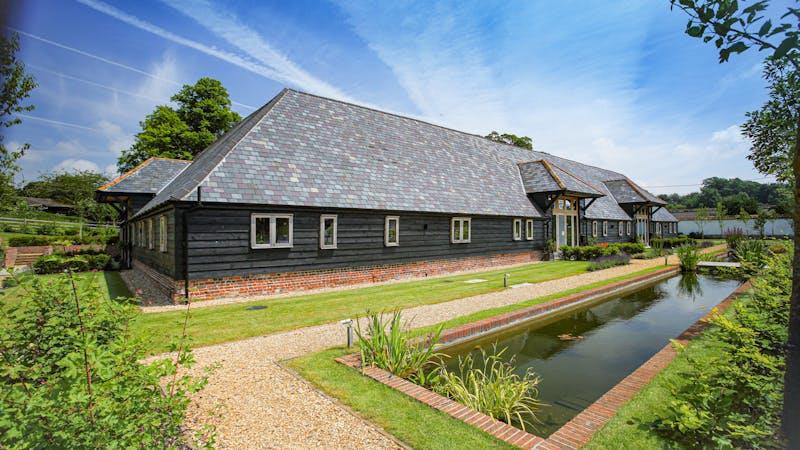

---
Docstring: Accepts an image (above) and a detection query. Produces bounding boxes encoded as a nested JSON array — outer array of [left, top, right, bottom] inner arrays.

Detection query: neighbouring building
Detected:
[[97, 89, 678, 303]]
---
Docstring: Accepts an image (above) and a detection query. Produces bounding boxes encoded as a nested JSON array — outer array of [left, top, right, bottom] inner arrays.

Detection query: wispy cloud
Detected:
[[76, 0, 348, 100]]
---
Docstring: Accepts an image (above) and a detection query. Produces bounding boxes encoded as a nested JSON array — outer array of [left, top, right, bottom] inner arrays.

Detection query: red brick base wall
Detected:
[[132, 251, 541, 303]]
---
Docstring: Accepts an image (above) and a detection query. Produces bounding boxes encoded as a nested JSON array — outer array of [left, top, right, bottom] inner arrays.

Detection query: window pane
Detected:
[[275, 217, 290, 244], [255, 217, 271, 245], [463, 220, 469, 241], [452, 220, 459, 241], [388, 219, 398, 243], [323, 218, 335, 246]]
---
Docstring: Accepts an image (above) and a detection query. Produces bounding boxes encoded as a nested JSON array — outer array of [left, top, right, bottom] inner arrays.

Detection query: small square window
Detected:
[[385, 216, 399, 246], [513, 218, 522, 241], [251, 214, 293, 249], [451, 217, 471, 243], [159, 215, 168, 253], [525, 219, 533, 240], [320, 215, 337, 249]]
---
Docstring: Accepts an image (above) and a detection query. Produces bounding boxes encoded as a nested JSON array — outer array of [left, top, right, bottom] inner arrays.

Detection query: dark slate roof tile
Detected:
[[99, 158, 190, 194]]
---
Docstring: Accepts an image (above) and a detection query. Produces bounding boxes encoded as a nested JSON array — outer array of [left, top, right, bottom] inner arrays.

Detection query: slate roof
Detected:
[[518, 160, 603, 198], [603, 178, 667, 206], [653, 208, 678, 222], [99, 158, 190, 194], [133, 89, 672, 222]]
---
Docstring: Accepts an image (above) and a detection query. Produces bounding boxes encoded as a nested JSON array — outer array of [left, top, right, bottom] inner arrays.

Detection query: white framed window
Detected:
[[320, 214, 337, 249], [602, 221, 608, 237], [251, 213, 293, 249], [147, 219, 154, 249], [159, 215, 167, 252], [592, 220, 598, 237], [451, 217, 471, 244], [627, 221, 631, 236], [385, 216, 399, 246], [513, 218, 522, 241], [657, 223, 662, 235], [618, 221, 623, 237], [525, 219, 534, 240]]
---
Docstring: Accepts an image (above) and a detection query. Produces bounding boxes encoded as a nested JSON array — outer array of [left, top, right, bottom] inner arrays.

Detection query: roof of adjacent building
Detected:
[[98, 157, 191, 194], [133, 89, 670, 221], [518, 160, 604, 198], [23, 197, 73, 209], [653, 207, 678, 222]]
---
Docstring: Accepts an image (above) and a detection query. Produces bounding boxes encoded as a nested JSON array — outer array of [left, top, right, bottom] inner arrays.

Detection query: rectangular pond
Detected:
[[442, 273, 741, 437]]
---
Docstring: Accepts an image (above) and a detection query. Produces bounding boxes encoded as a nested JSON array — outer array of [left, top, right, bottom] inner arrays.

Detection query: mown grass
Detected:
[[134, 261, 590, 353], [0, 271, 132, 308], [286, 347, 516, 450], [584, 298, 744, 449], [287, 266, 671, 450]]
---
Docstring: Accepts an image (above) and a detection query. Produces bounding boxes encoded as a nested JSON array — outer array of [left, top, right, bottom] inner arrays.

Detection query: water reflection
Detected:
[[443, 274, 741, 436]]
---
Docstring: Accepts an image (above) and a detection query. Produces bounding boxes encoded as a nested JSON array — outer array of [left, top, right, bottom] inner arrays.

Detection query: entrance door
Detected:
[[554, 214, 577, 249], [637, 218, 649, 246]]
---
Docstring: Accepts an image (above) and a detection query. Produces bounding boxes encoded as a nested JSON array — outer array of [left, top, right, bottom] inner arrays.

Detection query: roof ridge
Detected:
[[98, 157, 155, 191], [537, 159, 566, 190]]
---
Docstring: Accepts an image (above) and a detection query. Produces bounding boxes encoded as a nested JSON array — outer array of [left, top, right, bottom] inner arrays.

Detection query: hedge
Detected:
[[561, 242, 645, 261], [32, 253, 111, 274], [651, 236, 696, 249]]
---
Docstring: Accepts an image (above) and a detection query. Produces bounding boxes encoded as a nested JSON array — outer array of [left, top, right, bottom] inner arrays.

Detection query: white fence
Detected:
[[0, 216, 115, 229], [678, 218, 793, 237]]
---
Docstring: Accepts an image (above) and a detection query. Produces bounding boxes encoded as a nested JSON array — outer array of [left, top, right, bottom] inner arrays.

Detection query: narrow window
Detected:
[[525, 219, 534, 240], [451, 217, 471, 243], [513, 218, 522, 241], [159, 215, 167, 252], [657, 223, 662, 235], [251, 214, 293, 249], [618, 221, 623, 236], [602, 220, 608, 237], [385, 216, 399, 246], [147, 218, 154, 249], [592, 220, 598, 237], [320, 214, 337, 249], [627, 221, 631, 236]]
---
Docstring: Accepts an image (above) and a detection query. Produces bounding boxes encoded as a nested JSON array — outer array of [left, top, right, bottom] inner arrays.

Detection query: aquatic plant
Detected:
[[355, 310, 443, 379], [433, 345, 543, 431], [676, 245, 701, 272]]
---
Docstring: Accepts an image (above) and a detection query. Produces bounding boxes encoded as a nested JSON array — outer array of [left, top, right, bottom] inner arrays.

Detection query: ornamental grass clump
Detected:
[[587, 253, 630, 271], [355, 310, 444, 379], [433, 346, 543, 431], [675, 244, 701, 272]]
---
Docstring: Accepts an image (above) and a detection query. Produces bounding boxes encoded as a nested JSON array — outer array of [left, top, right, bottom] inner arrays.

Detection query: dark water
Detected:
[[442, 273, 741, 436]]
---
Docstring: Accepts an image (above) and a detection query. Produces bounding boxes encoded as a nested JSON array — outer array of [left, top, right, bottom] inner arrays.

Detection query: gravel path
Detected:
[[180, 246, 725, 449]]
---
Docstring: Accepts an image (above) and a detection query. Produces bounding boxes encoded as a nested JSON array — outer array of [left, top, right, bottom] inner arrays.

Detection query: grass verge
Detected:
[[287, 265, 670, 450], [1, 271, 132, 308], [134, 261, 589, 353]]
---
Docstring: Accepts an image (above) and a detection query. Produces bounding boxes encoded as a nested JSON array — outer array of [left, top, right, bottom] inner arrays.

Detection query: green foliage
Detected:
[[356, 310, 444, 379], [20, 170, 117, 222], [651, 236, 696, 249], [650, 252, 791, 448], [118, 78, 241, 172], [676, 245, 701, 271], [734, 239, 769, 276], [433, 346, 543, 431], [0, 272, 213, 448], [560, 242, 644, 261], [485, 131, 533, 150], [32, 253, 110, 274], [724, 227, 745, 250], [587, 254, 631, 272], [658, 177, 788, 214], [8, 235, 52, 246], [0, 32, 37, 177]]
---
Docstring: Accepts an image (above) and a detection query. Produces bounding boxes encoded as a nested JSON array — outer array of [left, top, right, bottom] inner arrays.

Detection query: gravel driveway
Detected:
[[179, 247, 724, 449]]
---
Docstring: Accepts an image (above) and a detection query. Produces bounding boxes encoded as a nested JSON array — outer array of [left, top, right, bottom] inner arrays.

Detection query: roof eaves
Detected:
[[98, 158, 155, 192]]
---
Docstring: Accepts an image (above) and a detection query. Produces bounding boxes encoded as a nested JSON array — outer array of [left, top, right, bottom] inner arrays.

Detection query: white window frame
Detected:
[[627, 221, 631, 236], [618, 221, 623, 237], [602, 220, 608, 237], [159, 215, 167, 253], [592, 220, 598, 237], [525, 219, 534, 241], [147, 219, 154, 250], [251, 213, 294, 249], [451, 217, 471, 244], [385, 216, 400, 246], [657, 223, 662, 235], [320, 214, 338, 249], [513, 218, 522, 241]]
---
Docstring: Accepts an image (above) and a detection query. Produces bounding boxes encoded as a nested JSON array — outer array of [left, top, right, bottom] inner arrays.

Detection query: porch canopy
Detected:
[[518, 159, 604, 210], [603, 178, 667, 213]]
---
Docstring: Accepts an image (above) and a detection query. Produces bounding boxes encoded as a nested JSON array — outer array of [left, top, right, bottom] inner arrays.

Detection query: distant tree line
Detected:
[[658, 176, 792, 215]]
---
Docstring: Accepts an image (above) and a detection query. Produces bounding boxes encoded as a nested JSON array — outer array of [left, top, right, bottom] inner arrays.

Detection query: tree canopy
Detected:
[[117, 77, 241, 172], [485, 131, 533, 150], [657, 176, 791, 215], [20, 171, 116, 222]]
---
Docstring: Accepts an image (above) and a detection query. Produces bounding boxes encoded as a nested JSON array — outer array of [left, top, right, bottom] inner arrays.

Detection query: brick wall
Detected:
[[132, 250, 541, 303]]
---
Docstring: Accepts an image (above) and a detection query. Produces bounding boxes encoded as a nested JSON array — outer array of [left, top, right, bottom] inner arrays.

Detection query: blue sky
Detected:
[[5, 0, 779, 194]]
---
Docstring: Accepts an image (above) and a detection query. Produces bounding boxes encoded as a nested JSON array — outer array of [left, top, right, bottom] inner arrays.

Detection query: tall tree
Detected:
[[671, 0, 800, 443], [0, 32, 37, 211], [117, 78, 241, 172], [485, 131, 533, 150]]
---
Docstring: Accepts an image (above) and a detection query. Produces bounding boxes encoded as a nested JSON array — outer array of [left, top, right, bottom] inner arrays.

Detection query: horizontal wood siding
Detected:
[[580, 219, 636, 244], [131, 207, 178, 278], [185, 206, 544, 280]]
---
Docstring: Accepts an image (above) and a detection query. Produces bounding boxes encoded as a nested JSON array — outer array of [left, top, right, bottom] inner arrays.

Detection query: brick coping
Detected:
[[335, 270, 751, 449]]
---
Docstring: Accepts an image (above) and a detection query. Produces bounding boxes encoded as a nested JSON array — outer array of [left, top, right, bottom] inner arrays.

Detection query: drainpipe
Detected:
[[183, 186, 203, 301]]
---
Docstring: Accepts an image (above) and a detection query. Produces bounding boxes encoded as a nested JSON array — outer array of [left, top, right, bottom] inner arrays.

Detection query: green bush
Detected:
[[651, 237, 695, 249], [561, 242, 644, 261], [587, 254, 631, 271], [32, 253, 110, 274], [8, 235, 53, 247], [675, 245, 700, 272], [651, 252, 790, 448], [0, 272, 213, 448], [37, 223, 58, 235]]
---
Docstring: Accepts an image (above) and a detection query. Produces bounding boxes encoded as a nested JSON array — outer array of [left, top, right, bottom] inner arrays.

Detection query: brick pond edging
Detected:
[[336, 269, 750, 449]]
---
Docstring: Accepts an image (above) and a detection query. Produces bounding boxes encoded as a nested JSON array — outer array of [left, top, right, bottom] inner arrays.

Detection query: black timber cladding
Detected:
[[183, 206, 544, 280]]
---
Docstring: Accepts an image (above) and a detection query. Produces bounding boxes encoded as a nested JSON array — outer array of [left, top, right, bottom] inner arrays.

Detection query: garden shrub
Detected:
[[587, 254, 630, 271], [651, 252, 790, 448], [32, 253, 110, 274], [724, 227, 745, 250], [0, 272, 213, 448], [651, 237, 695, 249], [37, 223, 58, 235], [675, 245, 700, 272], [8, 235, 53, 247], [769, 243, 787, 254], [561, 243, 644, 261]]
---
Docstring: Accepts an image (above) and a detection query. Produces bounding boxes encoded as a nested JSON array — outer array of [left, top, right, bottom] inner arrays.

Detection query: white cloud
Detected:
[[96, 120, 134, 157], [52, 158, 102, 173]]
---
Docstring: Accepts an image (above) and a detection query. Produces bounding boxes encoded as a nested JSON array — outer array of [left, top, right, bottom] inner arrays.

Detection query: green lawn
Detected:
[[584, 301, 742, 450], [1, 271, 132, 308], [287, 266, 669, 450], [135, 260, 589, 353], [286, 347, 515, 450]]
